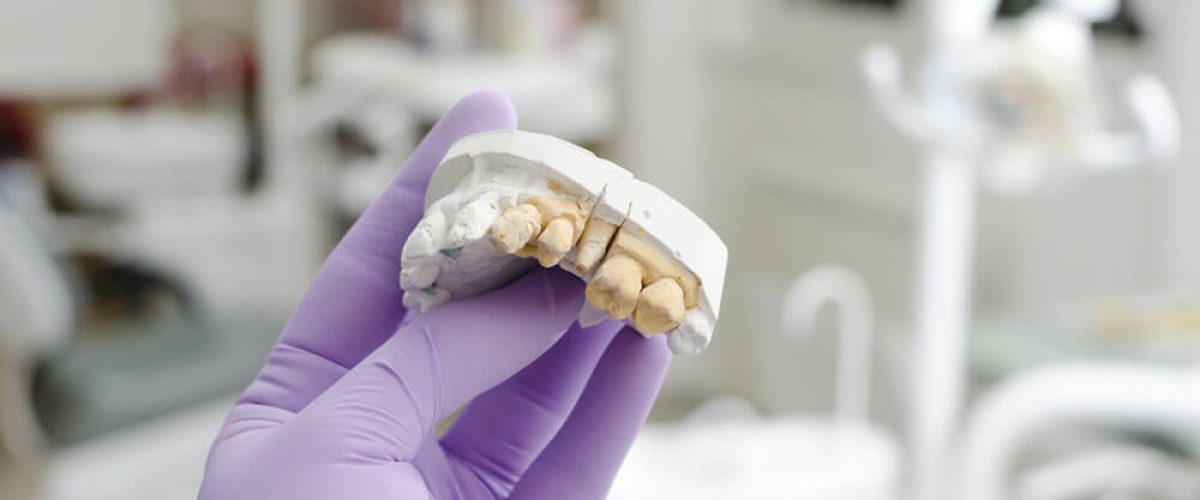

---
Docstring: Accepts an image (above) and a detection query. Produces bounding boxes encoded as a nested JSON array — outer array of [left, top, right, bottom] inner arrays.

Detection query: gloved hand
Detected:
[[197, 91, 672, 500]]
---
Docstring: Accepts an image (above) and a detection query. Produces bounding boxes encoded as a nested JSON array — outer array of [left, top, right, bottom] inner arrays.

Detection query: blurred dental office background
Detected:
[[2, 0, 1199, 498]]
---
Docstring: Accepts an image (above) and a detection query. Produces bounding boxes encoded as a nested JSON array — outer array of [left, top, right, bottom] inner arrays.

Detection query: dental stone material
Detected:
[[400, 130, 727, 355]]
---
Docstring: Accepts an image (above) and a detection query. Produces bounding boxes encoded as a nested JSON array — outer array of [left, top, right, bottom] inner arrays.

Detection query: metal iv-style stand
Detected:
[[860, 1, 1179, 498]]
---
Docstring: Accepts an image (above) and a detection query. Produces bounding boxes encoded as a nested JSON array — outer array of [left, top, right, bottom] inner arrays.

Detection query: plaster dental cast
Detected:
[[401, 129, 727, 355], [197, 91, 729, 500]]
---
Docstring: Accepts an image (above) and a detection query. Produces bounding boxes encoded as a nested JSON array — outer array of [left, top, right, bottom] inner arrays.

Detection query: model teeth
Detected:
[[402, 212, 448, 265], [477, 197, 697, 335], [587, 254, 644, 319], [536, 218, 575, 267], [412, 191, 708, 339], [446, 197, 501, 248], [668, 310, 713, 355], [400, 264, 438, 290], [633, 278, 686, 334], [575, 218, 618, 273], [491, 204, 541, 254]]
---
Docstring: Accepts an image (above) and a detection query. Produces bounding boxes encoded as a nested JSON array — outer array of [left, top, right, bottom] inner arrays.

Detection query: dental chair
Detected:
[[960, 364, 1200, 500]]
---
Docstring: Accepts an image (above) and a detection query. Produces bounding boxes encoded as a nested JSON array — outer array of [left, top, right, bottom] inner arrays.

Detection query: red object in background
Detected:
[[113, 29, 259, 110], [0, 101, 36, 161], [329, 0, 401, 33], [116, 92, 156, 111], [167, 29, 258, 104]]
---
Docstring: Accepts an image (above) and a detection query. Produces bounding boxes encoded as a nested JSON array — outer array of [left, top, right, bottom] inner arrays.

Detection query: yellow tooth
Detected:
[[574, 219, 618, 273], [633, 278, 686, 335], [536, 218, 575, 267], [586, 254, 644, 319], [491, 204, 542, 254], [608, 229, 701, 309]]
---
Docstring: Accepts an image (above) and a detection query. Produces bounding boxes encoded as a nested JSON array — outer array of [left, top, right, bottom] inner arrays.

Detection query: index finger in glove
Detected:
[[240, 91, 518, 414]]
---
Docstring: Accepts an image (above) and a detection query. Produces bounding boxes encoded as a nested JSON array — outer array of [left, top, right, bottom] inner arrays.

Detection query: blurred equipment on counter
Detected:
[[46, 110, 246, 208], [398, 0, 586, 56], [311, 2, 614, 143], [0, 0, 322, 457]]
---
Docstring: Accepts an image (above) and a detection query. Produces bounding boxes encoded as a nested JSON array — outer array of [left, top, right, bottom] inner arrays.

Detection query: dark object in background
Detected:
[[820, 0, 1141, 37], [168, 30, 264, 192], [31, 315, 283, 445], [821, 0, 903, 9], [996, 0, 1144, 39], [333, 120, 382, 161], [0, 101, 36, 162], [74, 260, 199, 325], [325, 0, 401, 33], [29, 257, 278, 445]]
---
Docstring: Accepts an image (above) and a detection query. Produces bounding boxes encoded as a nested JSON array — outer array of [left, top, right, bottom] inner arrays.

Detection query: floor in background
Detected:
[[39, 397, 232, 500]]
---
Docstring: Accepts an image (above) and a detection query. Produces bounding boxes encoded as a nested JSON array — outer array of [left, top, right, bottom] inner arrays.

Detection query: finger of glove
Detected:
[[509, 329, 671, 500], [240, 91, 517, 414], [434, 319, 625, 497], [294, 268, 585, 461]]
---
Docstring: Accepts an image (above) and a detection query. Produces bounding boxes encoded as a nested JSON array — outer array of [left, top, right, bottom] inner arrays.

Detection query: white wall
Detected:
[[0, 0, 175, 97], [1155, 1, 1200, 296]]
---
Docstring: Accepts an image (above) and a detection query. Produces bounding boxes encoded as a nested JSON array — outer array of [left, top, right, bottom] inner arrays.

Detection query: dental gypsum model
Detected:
[[400, 130, 727, 355]]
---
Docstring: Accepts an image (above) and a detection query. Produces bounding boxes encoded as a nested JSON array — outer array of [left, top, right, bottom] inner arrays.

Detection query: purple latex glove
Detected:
[[197, 91, 671, 500]]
